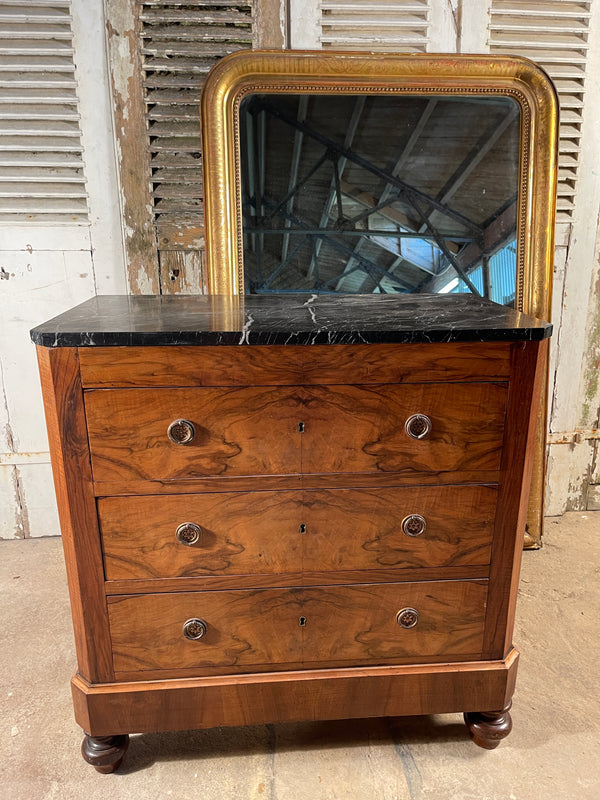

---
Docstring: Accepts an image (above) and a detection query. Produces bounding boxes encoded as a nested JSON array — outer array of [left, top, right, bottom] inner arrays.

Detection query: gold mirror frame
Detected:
[[200, 50, 558, 544]]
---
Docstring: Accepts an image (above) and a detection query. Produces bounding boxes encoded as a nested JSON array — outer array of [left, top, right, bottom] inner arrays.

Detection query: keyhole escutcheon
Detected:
[[298, 421, 305, 433], [299, 616, 307, 627]]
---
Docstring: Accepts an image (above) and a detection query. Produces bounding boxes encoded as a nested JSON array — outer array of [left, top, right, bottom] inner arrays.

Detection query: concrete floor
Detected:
[[1, 511, 599, 800]]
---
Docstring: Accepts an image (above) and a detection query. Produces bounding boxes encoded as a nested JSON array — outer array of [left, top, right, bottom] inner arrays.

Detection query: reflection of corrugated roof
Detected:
[[447, 239, 517, 307], [240, 93, 518, 303]]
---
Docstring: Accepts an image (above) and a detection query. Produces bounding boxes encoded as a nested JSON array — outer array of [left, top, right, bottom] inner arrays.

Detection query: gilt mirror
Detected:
[[200, 51, 557, 540]]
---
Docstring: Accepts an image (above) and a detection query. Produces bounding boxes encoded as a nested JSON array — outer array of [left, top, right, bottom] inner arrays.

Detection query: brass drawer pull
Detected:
[[396, 608, 419, 629], [401, 514, 427, 537], [167, 418, 195, 445], [405, 413, 431, 439], [176, 522, 202, 546], [183, 618, 207, 640]]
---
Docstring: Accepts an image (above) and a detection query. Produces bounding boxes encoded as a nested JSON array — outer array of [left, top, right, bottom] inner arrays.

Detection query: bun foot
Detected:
[[81, 734, 129, 773], [464, 701, 513, 749]]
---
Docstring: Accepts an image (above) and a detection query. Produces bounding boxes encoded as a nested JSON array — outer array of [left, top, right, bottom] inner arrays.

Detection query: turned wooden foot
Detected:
[[81, 734, 129, 773], [464, 701, 513, 749]]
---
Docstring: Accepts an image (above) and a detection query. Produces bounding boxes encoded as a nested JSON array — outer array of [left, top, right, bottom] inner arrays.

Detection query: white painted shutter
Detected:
[[319, 1, 430, 52], [0, 0, 88, 222], [138, 0, 253, 238], [488, 0, 592, 223]]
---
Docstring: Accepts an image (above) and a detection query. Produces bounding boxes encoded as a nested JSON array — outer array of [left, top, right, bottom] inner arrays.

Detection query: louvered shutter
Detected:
[[319, 1, 430, 52], [489, 0, 592, 223], [0, 0, 88, 222], [107, 0, 253, 294]]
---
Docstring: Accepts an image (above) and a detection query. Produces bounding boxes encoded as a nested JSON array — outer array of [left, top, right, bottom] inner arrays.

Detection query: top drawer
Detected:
[[78, 343, 512, 387], [85, 382, 507, 483]]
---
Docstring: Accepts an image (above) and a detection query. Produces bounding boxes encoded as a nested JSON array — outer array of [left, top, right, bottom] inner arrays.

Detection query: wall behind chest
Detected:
[[0, 0, 126, 538], [3, 0, 600, 538]]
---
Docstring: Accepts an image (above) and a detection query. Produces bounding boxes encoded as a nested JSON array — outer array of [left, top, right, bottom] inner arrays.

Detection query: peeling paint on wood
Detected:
[[0, 452, 51, 466], [587, 484, 600, 510], [11, 466, 30, 539], [548, 429, 600, 446], [157, 224, 205, 251], [0, 465, 19, 539], [253, 0, 286, 50], [158, 250, 205, 294], [106, 0, 159, 294]]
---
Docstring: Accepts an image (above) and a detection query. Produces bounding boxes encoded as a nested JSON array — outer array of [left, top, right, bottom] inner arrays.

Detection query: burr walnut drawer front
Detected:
[[107, 580, 488, 674], [85, 382, 507, 483], [98, 485, 497, 580]]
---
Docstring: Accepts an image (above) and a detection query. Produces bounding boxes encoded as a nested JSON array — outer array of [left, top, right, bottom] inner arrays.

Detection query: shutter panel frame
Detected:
[[106, 0, 254, 294], [489, 0, 592, 223]]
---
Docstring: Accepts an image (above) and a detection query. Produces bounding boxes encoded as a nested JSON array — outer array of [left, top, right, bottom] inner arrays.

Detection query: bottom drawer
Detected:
[[108, 580, 487, 674]]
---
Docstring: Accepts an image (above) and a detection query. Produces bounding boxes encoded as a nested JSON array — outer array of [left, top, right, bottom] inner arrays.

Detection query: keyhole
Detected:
[[299, 523, 307, 534], [298, 421, 305, 433], [299, 616, 307, 627]]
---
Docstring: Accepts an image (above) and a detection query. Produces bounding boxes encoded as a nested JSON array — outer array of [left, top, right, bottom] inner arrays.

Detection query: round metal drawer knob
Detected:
[[167, 419, 195, 445], [401, 514, 427, 537], [405, 413, 432, 440], [182, 618, 207, 640], [396, 607, 419, 629], [176, 522, 202, 546]]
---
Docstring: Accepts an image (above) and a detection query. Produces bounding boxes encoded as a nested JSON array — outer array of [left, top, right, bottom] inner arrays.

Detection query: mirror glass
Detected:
[[240, 93, 520, 304]]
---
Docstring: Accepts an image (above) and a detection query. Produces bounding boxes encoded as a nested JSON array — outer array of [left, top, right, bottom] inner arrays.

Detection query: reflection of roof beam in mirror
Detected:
[[378, 98, 437, 208], [308, 96, 366, 279], [417, 105, 520, 234], [256, 198, 413, 294], [281, 95, 308, 265], [254, 96, 483, 236]]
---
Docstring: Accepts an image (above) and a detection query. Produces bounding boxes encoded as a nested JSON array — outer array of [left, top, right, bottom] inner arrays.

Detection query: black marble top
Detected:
[[30, 293, 552, 347]]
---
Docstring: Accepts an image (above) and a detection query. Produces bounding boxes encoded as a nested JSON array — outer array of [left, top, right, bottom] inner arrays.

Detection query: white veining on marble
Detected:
[[303, 294, 318, 326], [238, 312, 254, 344]]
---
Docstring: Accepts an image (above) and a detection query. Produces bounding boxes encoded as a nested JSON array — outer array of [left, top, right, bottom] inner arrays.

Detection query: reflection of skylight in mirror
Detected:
[[440, 238, 517, 307]]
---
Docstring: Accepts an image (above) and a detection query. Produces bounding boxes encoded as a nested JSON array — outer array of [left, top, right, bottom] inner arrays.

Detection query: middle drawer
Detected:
[[99, 485, 497, 580]]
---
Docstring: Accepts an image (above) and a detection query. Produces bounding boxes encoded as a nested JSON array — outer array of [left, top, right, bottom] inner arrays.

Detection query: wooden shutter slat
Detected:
[[140, 8, 252, 24], [140, 25, 252, 41], [319, 0, 430, 53]]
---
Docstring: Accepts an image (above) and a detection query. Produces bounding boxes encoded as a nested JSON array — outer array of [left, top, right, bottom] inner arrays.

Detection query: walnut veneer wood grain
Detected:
[[303, 485, 495, 569], [85, 386, 303, 481], [111, 653, 486, 681], [72, 649, 519, 737], [107, 580, 487, 673], [300, 383, 506, 474], [99, 484, 496, 580], [36, 347, 114, 683], [99, 490, 303, 579], [482, 339, 548, 659], [78, 342, 512, 387], [85, 382, 506, 483], [104, 565, 489, 596], [91, 469, 499, 497]]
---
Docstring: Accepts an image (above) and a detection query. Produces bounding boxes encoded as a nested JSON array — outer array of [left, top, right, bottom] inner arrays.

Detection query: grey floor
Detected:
[[1, 512, 599, 800]]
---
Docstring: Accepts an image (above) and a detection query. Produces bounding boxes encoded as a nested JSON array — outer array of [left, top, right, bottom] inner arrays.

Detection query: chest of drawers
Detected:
[[32, 293, 550, 772]]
